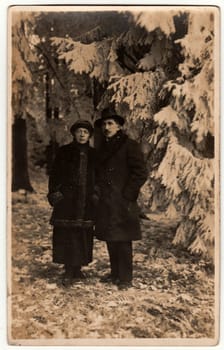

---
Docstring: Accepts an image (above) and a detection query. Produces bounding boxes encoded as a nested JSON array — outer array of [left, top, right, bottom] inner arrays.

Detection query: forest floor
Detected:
[[9, 169, 215, 343]]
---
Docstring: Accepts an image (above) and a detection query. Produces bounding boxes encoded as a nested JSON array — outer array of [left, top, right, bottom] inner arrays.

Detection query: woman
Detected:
[[47, 120, 96, 287]]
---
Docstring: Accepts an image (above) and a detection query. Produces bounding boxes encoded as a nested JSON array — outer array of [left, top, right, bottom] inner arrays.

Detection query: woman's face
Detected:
[[74, 128, 90, 144]]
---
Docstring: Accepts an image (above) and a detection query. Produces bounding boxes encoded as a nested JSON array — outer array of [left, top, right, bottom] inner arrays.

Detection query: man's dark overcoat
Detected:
[[95, 131, 147, 242], [47, 140, 96, 266]]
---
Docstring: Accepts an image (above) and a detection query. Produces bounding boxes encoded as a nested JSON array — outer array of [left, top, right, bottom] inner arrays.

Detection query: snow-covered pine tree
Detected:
[[137, 8, 216, 258], [11, 12, 38, 118]]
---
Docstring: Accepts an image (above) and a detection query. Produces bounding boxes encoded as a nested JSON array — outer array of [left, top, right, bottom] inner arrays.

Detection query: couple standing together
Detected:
[[47, 108, 147, 290]]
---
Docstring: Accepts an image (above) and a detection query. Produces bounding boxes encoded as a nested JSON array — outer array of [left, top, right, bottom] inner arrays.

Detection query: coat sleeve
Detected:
[[47, 148, 64, 206], [122, 140, 148, 201]]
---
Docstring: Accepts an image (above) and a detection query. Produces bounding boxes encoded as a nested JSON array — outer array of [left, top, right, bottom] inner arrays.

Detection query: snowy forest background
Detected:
[[12, 6, 216, 258], [9, 6, 219, 341]]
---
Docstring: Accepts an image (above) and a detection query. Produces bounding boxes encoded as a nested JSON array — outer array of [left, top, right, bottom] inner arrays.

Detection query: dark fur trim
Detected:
[[50, 218, 94, 228]]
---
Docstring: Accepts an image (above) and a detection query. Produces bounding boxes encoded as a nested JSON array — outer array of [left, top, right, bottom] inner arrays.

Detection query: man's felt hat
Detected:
[[94, 108, 125, 127], [70, 119, 94, 136]]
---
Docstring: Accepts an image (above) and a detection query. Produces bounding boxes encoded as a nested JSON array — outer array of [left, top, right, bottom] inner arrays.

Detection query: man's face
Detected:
[[74, 128, 90, 144], [102, 119, 121, 138]]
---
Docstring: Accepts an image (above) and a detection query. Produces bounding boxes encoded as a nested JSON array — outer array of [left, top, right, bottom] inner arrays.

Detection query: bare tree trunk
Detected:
[[92, 78, 106, 149], [12, 116, 33, 192], [92, 78, 105, 111], [45, 72, 52, 120], [45, 132, 59, 175]]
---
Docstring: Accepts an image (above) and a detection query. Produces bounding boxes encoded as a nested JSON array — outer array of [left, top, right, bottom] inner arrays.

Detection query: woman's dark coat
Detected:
[[47, 140, 96, 266], [95, 131, 147, 242]]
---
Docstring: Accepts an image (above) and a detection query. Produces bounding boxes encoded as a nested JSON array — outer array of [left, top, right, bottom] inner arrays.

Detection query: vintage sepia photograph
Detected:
[[8, 5, 220, 346]]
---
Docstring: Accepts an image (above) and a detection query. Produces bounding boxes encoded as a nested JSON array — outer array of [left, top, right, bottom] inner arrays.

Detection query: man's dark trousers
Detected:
[[106, 241, 133, 282]]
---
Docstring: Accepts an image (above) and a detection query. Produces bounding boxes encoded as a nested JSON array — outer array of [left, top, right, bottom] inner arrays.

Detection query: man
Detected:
[[94, 108, 147, 290]]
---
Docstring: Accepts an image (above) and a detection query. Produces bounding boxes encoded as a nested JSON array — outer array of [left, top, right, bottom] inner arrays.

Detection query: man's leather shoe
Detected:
[[100, 274, 119, 284], [117, 281, 133, 290], [62, 277, 74, 287]]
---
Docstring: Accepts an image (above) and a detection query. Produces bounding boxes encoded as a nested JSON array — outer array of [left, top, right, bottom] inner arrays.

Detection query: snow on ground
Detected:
[[9, 170, 215, 341]]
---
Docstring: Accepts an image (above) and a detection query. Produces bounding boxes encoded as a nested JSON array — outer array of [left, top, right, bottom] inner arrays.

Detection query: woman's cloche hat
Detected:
[[70, 119, 94, 136]]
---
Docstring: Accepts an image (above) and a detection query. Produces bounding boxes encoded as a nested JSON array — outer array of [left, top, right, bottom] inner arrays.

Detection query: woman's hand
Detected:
[[47, 191, 64, 206], [92, 193, 100, 206]]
